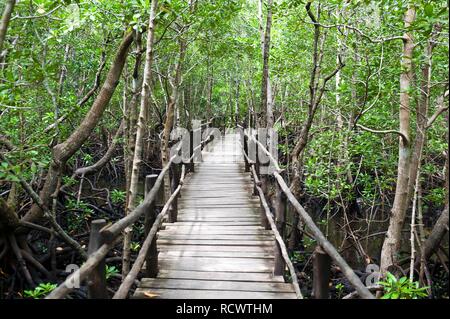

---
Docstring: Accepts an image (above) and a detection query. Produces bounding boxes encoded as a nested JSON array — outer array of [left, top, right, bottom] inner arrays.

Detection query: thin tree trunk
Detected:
[[123, 0, 158, 277], [421, 115, 449, 261], [161, 37, 186, 201], [0, 0, 15, 54], [407, 24, 441, 203], [380, 6, 416, 274]]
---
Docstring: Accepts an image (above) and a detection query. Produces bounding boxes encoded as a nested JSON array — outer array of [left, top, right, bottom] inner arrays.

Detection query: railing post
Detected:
[[259, 134, 269, 196], [144, 174, 158, 278], [273, 174, 287, 276], [253, 134, 260, 196], [87, 219, 107, 299], [189, 130, 195, 173], [273, 242, 285, 277], [275, 173, 286, 237], [150, 168, 165, 208], [243, 134, 250, 172], [312, 245, 331, 299], [168, 164, 180, 223]]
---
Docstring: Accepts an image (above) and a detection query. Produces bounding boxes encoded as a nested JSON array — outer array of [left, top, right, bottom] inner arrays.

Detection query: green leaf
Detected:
[[424, 3, 433, 17]]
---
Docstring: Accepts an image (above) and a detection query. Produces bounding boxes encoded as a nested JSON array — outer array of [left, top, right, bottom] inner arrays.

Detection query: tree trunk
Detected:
[[0, 0, 15, 54], [260, 0, 274, 129], [161, 37, 186, 201], [422, 113, 449, 261], [123, 0, 158, 277], [380, 6, 416, 274], [407, 24, 441, 204]]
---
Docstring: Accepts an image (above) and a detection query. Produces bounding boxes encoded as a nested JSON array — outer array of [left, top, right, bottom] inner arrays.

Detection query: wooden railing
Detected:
[[46, 122, 215, 299], [238, 126, 375, 299]]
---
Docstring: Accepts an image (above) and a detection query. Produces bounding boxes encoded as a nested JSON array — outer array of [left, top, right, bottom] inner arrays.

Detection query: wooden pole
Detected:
[[259, 134, 269, 195], [275, 172, 286, 236], [274, 173, 287, 275], [87, 219, 107, 299], [243, 134, 250, 172], [168, 164, 180, 223], [151, 168, 165, 208], [144, 174, 158, 277], [253, 135, 260, 196], [189, 130, 195, 172], [273, 242, 285, 276], [312, 245, 331, 299]]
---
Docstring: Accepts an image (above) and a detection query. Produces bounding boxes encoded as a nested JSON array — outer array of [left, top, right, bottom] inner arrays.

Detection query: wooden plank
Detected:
[[176, 217, 260, 222], [139, 278, 294, 293], [162, 221, 260, 226], [159, 229, 271, 235], [162, 225, 263, 230], [158, 234, 272, 241], [155, 270, 285, 283], [159, 256, 273, 272], [179, 204, 260, 208], [133, 288, 296, 299], [157, 239, 274, 246], [178, 209, 258, 214], [158, 250, 273, 259], [179, 201, 259, 207], [157, 245, 274, 252]]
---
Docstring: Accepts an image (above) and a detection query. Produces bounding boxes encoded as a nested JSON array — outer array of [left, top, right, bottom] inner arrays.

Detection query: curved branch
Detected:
[[356, 123, 409, 145], [74, 120, 124, 176], [426, 89, 449, 128]]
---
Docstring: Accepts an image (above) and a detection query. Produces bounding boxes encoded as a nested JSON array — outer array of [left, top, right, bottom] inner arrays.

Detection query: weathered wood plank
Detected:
[[158, 234, 273, 241], [162, 221, 260, 226], [158, 250, 274, 259], [159, 257, 273, 272], [133, 288, 296, 299], [155, 270, 285, 282], [157, 239, 274, 246], [139, 278, 295, 292], [157, 245, 274, 252]]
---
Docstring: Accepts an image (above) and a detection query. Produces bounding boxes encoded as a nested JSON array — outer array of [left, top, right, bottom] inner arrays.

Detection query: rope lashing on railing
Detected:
[[239, 128, 375, 299], [113, 165, 186, 299]]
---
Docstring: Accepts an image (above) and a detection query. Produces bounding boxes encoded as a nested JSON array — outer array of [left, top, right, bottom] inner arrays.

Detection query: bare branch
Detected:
[[426, 89, 449, 128], [356, 123, 409, 145]]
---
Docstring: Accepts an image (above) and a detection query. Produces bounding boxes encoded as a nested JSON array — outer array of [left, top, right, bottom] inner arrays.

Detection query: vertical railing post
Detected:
[[312, 245, 331, 299], [144, 174, 158, 278], [189, 130, 195, 173], [273, 174, 287, 276], [243, 134, 250, 172], [87, 219, 107, 299], [254, 133, 260, 196], [275, 173, 287, 237], [168, 164, 180, 223], [259, 133, 269, 196]]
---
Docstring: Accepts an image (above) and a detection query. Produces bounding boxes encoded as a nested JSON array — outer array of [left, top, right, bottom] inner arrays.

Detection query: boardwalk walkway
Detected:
[[133, 132, 296, 299]]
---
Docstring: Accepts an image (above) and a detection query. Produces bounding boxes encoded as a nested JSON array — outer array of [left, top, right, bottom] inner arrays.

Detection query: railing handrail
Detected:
[[238, 127, 375, 299], [46, 124, 215, 299]]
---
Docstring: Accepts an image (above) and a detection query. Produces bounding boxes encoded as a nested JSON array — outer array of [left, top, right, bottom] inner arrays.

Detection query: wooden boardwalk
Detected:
[[133, 133, 296, 299]]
